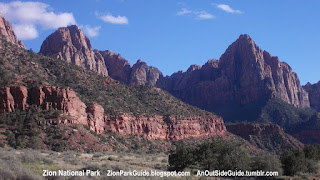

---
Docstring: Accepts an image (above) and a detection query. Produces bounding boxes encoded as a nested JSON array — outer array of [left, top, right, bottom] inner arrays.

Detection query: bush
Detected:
[[168, 143, 196, 171], [250, 155, 282, 174], [169, 140, 251, 171]]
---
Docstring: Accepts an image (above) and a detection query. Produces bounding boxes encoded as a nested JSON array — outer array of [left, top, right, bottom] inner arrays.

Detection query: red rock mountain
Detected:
[[303, 81, 320, 112], [159, 34, 309, 110], [130, 59, 163, 85], [40, 25, 108, 76], [40, 25, 162, 85], [0, 13, 25, 49], [0, 86, 226, 140]]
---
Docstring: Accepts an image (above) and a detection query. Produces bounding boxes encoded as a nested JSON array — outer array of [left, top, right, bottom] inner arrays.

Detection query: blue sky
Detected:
[[0, 0, 319, 84]]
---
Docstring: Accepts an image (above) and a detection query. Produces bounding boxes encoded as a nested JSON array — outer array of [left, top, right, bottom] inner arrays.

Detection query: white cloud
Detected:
[[82, 25, 101, 37], [98, 13, 128, 25], [0, 1, 76, 40], [13, 24, 38, 40], [196, 11, 215, 20], [216, 4, 243, 14], [177, 8, 192, 16]]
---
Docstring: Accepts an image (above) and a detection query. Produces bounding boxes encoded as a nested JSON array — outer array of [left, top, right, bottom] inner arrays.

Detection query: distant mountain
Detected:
[[303, 81, 320, 112], [40, 25, 163, 85], [40, 25, 108, 76], [159, 34, 309, 113]]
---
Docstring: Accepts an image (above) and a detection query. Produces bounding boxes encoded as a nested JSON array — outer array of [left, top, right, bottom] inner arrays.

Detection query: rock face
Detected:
[[106, 114, 226, 140], [40, 25, 162, 85], [130, 59, 163, 85], [0, 86, 226, 140], [227, 123, 304, 153], [0, 13, 25, 48], [303, 81, 320, 112], [40, 25, 108, 76], [159, 34, 309, 110], [96, 50, 131, 83]]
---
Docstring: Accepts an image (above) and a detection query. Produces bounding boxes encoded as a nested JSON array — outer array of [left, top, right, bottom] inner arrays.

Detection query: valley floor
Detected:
[[1, 147, 317, 180]]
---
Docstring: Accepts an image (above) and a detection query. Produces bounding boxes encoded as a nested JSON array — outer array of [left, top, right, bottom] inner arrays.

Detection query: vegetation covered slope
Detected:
[[0, 38, 209, 117]]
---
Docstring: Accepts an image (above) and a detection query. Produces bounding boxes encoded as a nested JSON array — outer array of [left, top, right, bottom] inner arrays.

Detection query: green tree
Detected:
[[169, 143, 196, 171], [281, 150, 307, 176]]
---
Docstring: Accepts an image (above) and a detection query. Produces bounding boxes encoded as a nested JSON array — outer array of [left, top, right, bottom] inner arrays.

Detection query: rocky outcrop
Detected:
[[39, 25, 162, 85], [0, 86, 87, 124], [227, 123, 304, 153], [159, 34, 309, 110], [40, 25, 108, 76], [106, 114, 226, 140], [303, 81, 320, 112], [130, 60, 163, 85], [87, 103, 105, 134], [0, 13, 25, 48], [0, 86, 226, 140], [0, 87, 15, 113], [96, 50, 131, 83]]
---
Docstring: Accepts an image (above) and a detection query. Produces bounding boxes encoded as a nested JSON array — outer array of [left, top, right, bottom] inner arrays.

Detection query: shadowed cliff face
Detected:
[[159, 34, 309, 113], [0, 86, 226, 140], [303, 81, 320, 112], [0, 13, 24, 49], [226, 123, 304, 153]]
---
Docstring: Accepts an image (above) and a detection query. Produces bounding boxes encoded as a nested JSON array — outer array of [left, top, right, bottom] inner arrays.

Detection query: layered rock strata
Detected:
[[0, 86, 226, 140]]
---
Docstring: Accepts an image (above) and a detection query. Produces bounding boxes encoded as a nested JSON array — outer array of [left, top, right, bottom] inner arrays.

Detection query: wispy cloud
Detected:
[[97, 13, 128, 25], [195, 11, 215, 20], [176, 8, 214, 20], [177, 8, 192, 16], [0, 1, 76, 40], [216, 4, 243, 14], [82, 25, 101, 37]]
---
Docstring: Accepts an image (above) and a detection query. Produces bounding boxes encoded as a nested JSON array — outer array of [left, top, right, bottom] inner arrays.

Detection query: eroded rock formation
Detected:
[[40, 25, 108, 76], [0, 86, 226, 140], [160, 34, 309, 110], [130, 59, 163, 85]]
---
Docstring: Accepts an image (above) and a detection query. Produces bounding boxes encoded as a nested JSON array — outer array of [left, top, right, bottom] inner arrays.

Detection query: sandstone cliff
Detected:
[[159, 34, 309, 110], [0, 86, 226, 140], [0, 13, 25, 49], [40, 25, 163, 85], [130, 59, 163, 86], [40, 25, 108, 76], [95, 50, 131, 83], [303, 81, 320, 112]]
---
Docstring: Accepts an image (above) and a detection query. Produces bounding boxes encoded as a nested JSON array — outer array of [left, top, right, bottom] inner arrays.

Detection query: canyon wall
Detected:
[[0, 86, 226, 141]]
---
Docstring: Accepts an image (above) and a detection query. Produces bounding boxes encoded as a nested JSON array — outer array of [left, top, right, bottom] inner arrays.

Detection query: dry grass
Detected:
[[0, 148, 182, 180]]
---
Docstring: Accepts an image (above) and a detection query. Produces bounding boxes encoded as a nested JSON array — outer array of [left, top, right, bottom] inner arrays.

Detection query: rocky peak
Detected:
[[159, 34, 309, 114], [40, 25, 108, 76], [0, 13, 25, 49], [130, 59, 163, 85], [187, 64, 201, 72]]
